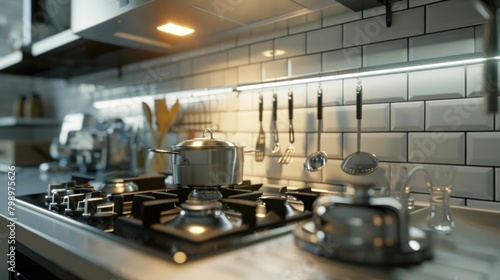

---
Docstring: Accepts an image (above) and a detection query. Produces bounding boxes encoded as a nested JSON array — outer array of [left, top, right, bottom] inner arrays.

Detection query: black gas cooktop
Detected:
[[17, 175, 320, 264]]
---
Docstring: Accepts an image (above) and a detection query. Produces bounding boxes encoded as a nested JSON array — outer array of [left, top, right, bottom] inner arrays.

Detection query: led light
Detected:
[[92, 87, 233, 109], [157, 23, 194, 36], [236, 57, 489, 91]]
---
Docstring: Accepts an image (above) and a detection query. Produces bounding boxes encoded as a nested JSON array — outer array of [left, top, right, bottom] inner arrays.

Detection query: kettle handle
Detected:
[[148, 148, 190, 165]]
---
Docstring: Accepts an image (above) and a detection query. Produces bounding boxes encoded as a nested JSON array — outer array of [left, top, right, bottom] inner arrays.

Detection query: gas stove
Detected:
[[16, 175, 321, 265]]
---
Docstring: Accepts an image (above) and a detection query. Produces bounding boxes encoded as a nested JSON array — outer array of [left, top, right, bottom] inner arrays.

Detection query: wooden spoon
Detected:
[[155, 98, 170, 147], [142, 102, 158, 147]]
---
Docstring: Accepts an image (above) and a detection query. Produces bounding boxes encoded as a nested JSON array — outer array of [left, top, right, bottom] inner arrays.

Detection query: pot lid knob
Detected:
[[203, 128, 214, 140]]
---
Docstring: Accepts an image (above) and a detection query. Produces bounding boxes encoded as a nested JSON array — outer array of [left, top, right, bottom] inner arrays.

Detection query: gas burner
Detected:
[[18, 179, 325, 264], [164, 199, 241, 240], [188, 186, 223, 201]]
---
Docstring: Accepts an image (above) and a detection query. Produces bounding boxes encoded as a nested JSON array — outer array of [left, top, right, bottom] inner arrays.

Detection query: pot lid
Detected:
[[175, 128, 241, 148]]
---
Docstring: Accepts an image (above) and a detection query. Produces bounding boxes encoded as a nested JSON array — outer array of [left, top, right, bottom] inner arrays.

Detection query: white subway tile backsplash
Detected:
[[236, 25, 288, 46], [289, 54, 321, 77], [363, 39, 408, 67], [306, 132, 342, 159], [219, 111, 238, 132], [323, 47, 362, 73], [228, 46, 249, 67], [178, 60, 192, 77], [237, 110, 264, 133], [425, 0, 485, 33], [409, 67, 465, 101], [496, 168, 500, 201], [252, 156, 284, 178], [426, 98, 493, 131], [250, 41, 273, 63], [281, 156, 322, 182], [466, 64, 483, 97], [288, 12, 322, 34], [322, 5, 361, 27], [262, 59, 288, 81], [467, 133, 500, 167], [307, 80, 343, 107], [306, 26, 342, 54], [209, 70, 225, 88], [408, 133, 465, 164], [343, 133, 407, 162], [224, 68, 238, 86], [454, 166, 494, 200], [237, 91, 255, 111], [192, 73, 210, 89], [323, 103, 389, 132], [343, 8, 424, 47], [238, 64, 262, 84], [409, 28, 475, 61], [343, 74, 407, 104], [407, 164, 493, 200], [409, 0, 441, 8], [391, 102, 425, 131], [467, 200, 500, 211], [275, 34, 306, 59], [192, 52, 227, 74]]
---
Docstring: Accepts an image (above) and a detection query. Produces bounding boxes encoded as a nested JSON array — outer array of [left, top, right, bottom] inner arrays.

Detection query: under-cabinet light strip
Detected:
[[93, 87, 233, 109], [235, 57, 489, 91]]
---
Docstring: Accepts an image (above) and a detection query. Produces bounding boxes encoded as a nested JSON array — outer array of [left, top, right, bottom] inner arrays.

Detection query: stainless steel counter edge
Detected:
[[1, 200, 395, 279]]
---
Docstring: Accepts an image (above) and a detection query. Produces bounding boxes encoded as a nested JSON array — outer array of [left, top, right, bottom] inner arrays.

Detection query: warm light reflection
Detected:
[[261, 49, 286, 58], [187, 225, 206, 235], [157, 23, 194, 36]]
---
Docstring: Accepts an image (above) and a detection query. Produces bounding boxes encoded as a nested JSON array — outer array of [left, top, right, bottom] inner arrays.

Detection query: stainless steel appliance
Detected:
[[49, 114, 134, 173]]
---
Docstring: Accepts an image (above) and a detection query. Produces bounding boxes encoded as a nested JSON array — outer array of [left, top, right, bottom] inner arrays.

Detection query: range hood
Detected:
[[0, 0, 166, 78], [71, 0, 349, 54], [0, 0, 392, 78]]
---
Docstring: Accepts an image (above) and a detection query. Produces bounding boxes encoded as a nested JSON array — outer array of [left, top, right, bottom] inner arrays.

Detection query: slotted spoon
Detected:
[[279, 90, 295, 164], [255, 94, 265, 162]]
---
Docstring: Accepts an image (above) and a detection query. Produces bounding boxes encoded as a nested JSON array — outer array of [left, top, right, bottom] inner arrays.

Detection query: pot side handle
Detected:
[[148, 148, 190, 165]]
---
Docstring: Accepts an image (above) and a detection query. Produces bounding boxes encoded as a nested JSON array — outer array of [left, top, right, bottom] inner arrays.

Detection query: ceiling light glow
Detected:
[[157, 23, 194, 36]]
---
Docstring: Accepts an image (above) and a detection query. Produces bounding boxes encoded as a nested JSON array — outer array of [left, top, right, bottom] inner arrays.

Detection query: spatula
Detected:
[[279, 90, 295, 164], [255, 94, 265, 162]]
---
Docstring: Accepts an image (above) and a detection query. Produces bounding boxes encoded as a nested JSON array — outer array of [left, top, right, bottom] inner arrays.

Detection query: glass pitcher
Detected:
[[385, 164, 456, 234]]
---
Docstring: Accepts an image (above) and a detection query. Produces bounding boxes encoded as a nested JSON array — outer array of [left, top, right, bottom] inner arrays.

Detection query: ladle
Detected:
[[341, 82, 378, 175], [304, 87, 327, 172]]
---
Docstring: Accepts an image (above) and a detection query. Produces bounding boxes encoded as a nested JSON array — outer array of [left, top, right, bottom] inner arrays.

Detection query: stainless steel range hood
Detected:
[[71, 0, 344, 54]]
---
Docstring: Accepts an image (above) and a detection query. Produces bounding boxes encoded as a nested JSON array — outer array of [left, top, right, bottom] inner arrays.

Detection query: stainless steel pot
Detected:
[[149, 129, 244, 186]]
